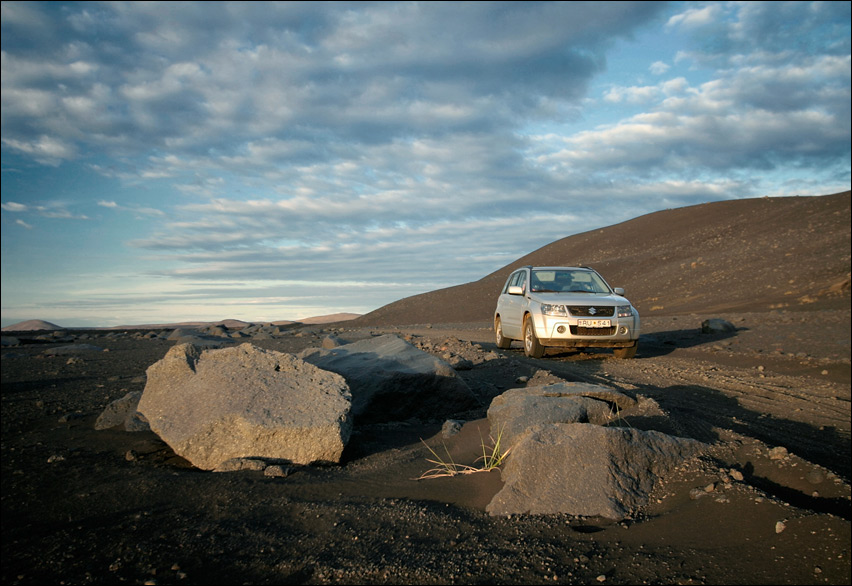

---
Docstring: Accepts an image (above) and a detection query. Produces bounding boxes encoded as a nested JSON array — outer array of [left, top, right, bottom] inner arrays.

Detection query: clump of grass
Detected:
[[417, 425, 512, 480], [605, 401, 632, 428], [476, 424, 511, 470]]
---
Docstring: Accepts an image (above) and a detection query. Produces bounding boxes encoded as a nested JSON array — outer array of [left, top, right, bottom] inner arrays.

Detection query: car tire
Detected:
[[523, 317, 546, 358], [613, 343, 638, 359], [495, 317, 512, 349]]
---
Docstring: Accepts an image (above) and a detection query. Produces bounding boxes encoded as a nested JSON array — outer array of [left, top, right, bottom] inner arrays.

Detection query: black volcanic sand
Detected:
[[2, 307, 850, 585]]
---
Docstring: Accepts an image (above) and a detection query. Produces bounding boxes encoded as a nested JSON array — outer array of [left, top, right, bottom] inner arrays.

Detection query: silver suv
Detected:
[[494, 266, 640, 359]]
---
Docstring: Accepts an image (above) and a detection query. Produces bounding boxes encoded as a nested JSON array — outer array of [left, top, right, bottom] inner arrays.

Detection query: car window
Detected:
[[503, 270, 527, 294], [503, 271, 519, 293], [530, 269, 611, 293], [531, 270, 556, 292], [574, 271, 610, 293]]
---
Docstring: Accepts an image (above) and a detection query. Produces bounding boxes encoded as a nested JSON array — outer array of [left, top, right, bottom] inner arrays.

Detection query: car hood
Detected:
[[529, 292, 630, 305]]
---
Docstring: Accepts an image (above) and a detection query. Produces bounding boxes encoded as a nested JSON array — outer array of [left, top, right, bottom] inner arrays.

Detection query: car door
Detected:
[[500, 269, 528, 338]]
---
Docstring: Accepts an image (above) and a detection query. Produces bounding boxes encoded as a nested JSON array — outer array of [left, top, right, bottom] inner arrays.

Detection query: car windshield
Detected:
[[529, 269, 610, 294]]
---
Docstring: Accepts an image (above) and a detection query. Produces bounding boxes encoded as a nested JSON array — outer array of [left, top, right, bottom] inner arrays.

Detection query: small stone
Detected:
[[689, 488, 708, 500], [263, 465, 291, 478], [442, 419, 464, 438], [769, 446, 788, 460], [775, 520, 786, 534]]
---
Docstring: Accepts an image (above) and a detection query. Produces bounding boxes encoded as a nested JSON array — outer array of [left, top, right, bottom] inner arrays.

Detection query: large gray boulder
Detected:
[[166, 328, 198, 340], [240, 323, 286, 339], [137, 343, 352, 470], [487, 423, 706, 520], [95, 390, 149, 431], [487, 382, 637, 448], [701, 318, 736, 333], [300, 334, 479, 423]]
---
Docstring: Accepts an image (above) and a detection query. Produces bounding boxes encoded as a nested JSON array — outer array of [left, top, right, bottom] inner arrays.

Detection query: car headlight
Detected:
[[617, 305, 634, 318], [541, 304, 568, 317]]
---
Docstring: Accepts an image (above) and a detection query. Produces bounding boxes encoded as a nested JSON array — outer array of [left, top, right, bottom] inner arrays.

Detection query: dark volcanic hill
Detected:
[[353, 191, 851, 327]]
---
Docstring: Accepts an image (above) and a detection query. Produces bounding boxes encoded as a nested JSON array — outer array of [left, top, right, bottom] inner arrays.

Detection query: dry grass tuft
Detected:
[[417, 425, 511, 480]]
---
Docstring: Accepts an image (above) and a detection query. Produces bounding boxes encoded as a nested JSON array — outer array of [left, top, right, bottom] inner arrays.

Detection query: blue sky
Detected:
[[2, 1, 850, 328]]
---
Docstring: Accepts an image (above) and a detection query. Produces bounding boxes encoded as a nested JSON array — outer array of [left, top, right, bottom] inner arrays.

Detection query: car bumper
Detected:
[[532, 313, 640, 348]]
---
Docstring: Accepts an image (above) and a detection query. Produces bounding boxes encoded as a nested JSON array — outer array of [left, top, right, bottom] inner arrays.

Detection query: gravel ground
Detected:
[[2, 307, 850, 585]]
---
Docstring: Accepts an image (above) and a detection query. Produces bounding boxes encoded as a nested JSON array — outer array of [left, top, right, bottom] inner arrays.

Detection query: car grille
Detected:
[[567, 306, 615, 317], [571, 326, 617, 336]]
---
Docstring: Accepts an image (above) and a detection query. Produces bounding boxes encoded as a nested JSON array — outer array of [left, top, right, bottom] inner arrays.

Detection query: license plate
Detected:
[[578, 319, 611, 328]]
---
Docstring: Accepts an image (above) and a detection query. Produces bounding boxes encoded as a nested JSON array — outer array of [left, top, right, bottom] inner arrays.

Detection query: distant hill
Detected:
[[293, 313, 362, 325], [352, 191, 851, 327], [103, 319, 257, 330], [1, 314, 361, 333], [1, 319, 64, 332]]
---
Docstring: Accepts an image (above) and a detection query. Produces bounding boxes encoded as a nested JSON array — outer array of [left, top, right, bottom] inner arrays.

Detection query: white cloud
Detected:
[[1, 201, 29, 212], [0, 1, 50, 28], [0, 86, 57, 118], [98, 200, 165, 217], [33, 203, 89, 220], [666, 4, 723, 30], [604, 84, 661, 104], [2, 200, 89, 221], [649, 60, 670, 75], [1, 135, 76, 165]]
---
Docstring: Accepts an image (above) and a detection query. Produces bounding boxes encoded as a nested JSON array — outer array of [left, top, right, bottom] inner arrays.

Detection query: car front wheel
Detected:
[[523, 317, 546, 358], [613, 343, 638, 359], [495, 317, 512, 349]]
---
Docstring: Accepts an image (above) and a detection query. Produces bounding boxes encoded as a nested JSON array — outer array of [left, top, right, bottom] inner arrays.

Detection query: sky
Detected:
[[2, 1, 850, 328]]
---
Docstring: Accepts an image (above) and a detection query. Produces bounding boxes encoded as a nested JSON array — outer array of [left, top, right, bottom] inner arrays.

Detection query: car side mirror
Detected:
[[613, 287, 625, 295], [507, 285, 524, 295]]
